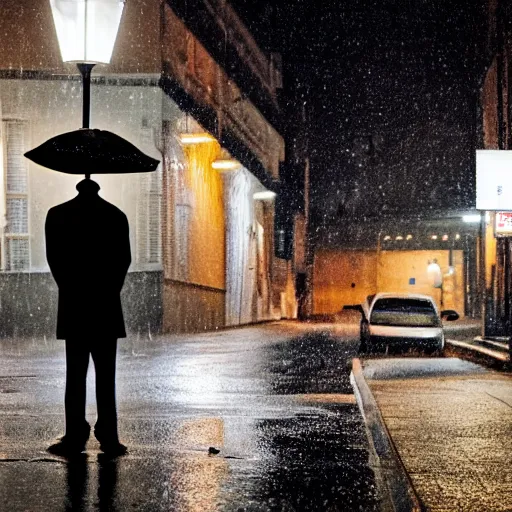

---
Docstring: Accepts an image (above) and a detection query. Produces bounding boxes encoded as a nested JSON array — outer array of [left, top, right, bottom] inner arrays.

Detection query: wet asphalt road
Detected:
[[0, 317, 380, 511]]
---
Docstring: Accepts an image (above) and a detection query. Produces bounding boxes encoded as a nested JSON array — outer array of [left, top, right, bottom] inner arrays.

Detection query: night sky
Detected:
[[230, 0, 489, 223]]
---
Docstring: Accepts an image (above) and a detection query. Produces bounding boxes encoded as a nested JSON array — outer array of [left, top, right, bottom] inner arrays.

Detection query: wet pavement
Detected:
[[360, 357, 512, 512], [0, 320, 380, 511]]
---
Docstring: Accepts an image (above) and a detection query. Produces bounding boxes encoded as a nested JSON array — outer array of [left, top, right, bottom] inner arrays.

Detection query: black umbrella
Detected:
[[24, 128, 160, 176]]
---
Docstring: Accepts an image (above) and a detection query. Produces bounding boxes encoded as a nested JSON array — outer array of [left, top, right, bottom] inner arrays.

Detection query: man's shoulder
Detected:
[[47, 197, 127, 220], [47, 199, 74, 216], [99, 198, 128, 220]]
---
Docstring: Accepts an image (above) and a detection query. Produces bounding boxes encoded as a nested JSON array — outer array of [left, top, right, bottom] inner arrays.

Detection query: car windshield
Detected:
[[370, 298, 441, 327]]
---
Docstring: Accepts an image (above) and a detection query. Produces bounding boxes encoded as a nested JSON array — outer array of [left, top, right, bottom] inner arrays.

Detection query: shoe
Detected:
[[47, 438, 86, 457], [99, 441, 128, 457]]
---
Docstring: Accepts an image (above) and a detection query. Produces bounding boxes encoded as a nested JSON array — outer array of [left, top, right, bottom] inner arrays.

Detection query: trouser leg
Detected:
[[91, 338, 119, 443], [64, 339, 91, 443]]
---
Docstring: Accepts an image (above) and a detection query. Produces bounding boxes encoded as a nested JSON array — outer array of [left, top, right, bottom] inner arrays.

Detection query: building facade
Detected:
[[479, 0, 512, 336], [0, 0, 295, 337], [311, 216, 480, 318]]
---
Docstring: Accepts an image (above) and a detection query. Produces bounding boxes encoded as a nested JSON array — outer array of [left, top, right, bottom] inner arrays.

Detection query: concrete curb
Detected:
[[446, 338, 509, 363], [350, 358, 425, 512], [472, 336, 509, 351]]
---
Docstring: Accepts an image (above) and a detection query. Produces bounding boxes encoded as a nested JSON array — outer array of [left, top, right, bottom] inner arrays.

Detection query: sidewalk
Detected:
[[351, 357, 512, 512]]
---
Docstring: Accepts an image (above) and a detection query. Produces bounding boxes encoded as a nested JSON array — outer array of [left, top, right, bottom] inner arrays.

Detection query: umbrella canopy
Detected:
[[24, 129, 160, 175]]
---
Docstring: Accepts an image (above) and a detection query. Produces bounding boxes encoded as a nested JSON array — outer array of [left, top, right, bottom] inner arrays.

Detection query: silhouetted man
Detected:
[[45, 178, 131, 457]]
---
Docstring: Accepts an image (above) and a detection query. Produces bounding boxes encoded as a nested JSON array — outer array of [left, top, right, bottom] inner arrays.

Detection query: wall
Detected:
[[0, 270, 162, 339], [272, 258, 297, 319], [161, 134, 227, 333], [183, 141, 225, 290], [313, 250, 377, 314], [0, 79, 165, 271], [485, 213, 497, 287], [377, 250, 464, 314], [223, 169, 279, 326], [0, 0, 285, 336], [481, 57, 499, 150], [161, 4, 284, 181], [223, 169, 255, 325], [0, 78, 171, 337], [313, 249, 465, 316], [162, 280, 225, 332]]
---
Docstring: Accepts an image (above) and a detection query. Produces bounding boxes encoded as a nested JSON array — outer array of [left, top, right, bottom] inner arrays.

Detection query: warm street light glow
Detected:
[[50, 0, 125, 64], [431, 235, 438, 240], [212, 159, 241, 171], [427, 260, 443, 288], [180, 133, 216, 144], [406, 234, 413, 240], [395, 235, 403, 240], [383, 235, 391, 241], [442, 234, 449, 241], [462, 214, 481, 223], [253, 191, 276, 200]]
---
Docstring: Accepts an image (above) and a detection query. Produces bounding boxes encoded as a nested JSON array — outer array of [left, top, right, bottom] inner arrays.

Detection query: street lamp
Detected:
[[253, 191, 277, 200], [49, 0, 125, 131]]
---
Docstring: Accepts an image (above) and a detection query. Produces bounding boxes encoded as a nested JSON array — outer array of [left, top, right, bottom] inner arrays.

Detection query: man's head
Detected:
[[76, 179, 100, 195]]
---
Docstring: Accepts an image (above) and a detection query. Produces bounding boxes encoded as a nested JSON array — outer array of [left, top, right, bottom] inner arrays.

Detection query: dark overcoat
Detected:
[[45, 183, 131, 339]]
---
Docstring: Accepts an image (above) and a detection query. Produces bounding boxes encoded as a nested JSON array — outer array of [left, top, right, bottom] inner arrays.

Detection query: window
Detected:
[[2, 120, 30, 271], [370, 298, 441, 327], [135, 124, 162, 267], [147, 166, 162, 263], [174, 162, 190, 281]]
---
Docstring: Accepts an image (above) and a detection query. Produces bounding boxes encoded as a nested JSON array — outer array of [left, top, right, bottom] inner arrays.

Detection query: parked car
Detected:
[[347, 293, 459, 354]]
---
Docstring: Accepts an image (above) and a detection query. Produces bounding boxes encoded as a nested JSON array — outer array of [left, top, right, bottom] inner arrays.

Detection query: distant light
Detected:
[[442, 234, 449, 241], [180, 133, 216, 144], [212, 159, 241, 171], [406, 234, 413, 240], [253, 191, 276, 200], [455, 233, 460, 240], [431, 235, 438, 240], [427, 261, 443, 288], [462, 214, 481, 223], [383, 235, 391, 241], [395, 235, 403, 241]]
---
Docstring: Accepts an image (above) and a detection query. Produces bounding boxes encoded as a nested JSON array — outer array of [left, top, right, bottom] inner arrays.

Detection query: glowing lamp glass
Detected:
[[180, 133, 216, 144], [212, 159, 241, 171], [462, 214, 481, 223], [253, 191, 276, 200], [50, 0, 125, 64]]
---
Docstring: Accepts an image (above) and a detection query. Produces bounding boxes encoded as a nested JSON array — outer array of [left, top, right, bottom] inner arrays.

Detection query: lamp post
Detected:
[[49, 0, 125, 175]]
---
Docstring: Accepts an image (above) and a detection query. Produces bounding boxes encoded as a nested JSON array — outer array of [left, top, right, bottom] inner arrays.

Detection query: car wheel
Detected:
[[424, 339, 444, 355], [359, 320, 369, 353]]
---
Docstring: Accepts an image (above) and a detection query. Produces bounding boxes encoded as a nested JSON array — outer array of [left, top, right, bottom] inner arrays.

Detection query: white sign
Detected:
[[476, 150, 512, 210]]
